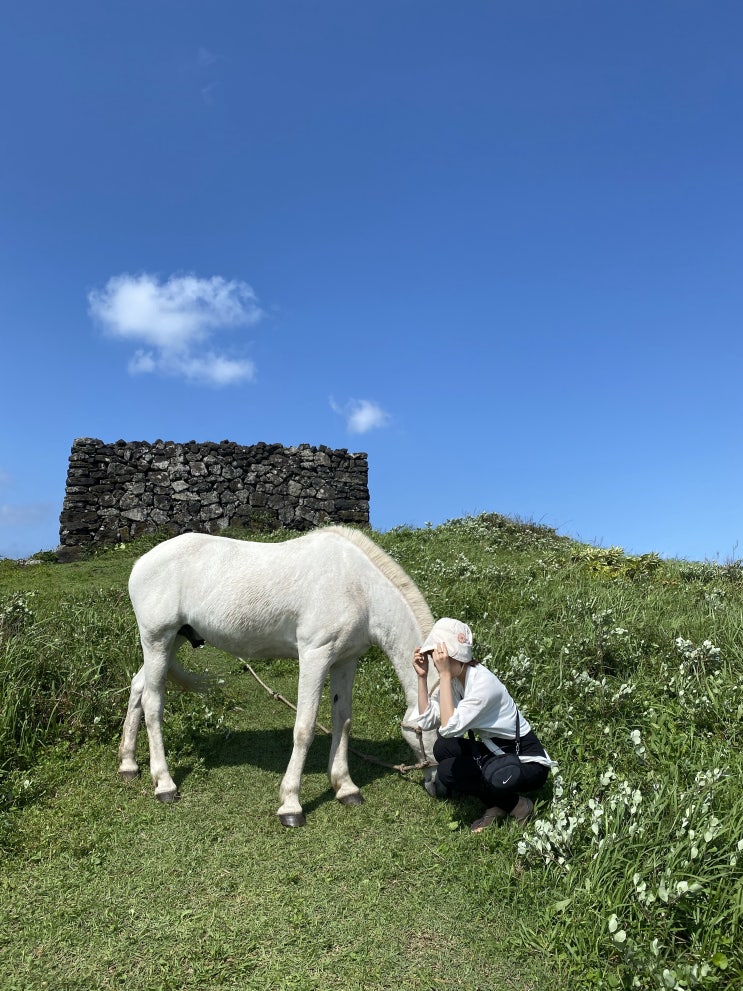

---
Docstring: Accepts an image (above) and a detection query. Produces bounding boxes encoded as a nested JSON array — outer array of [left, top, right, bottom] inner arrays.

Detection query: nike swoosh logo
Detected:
[[503, 774, 513, 784]]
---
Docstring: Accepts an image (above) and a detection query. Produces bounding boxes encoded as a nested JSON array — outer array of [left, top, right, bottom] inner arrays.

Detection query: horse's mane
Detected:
[[321, 526, 434, 635]]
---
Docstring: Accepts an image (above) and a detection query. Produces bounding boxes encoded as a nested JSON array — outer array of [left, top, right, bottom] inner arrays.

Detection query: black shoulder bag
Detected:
[[469, 712, 523, 790]]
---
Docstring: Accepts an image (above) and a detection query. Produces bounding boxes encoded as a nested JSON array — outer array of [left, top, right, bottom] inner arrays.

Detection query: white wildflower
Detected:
[[599, 766, 616, 787], [607, 914, 627, 944]]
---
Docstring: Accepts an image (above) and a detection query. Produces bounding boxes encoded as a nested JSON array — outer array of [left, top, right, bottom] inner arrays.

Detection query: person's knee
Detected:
[[435, 758, 457, 790], [432, 737, 453, 763], [521, 765, 549, 794]]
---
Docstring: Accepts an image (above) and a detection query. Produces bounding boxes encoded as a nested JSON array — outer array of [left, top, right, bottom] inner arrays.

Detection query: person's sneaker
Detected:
[[470, 806, 507, 832], [509, 796, 534, 825]]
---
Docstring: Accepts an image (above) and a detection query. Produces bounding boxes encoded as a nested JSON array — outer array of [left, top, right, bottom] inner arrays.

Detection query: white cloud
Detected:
[[197, 47, 218, 69], [201, 80, 220, 106], [163, 351, 255, 386], [89, 272, 262, 348], [88, 272, 263, 387], [196, 48, 225, 105], [330, 398, 392, 434], [128, 350, 158, 375]]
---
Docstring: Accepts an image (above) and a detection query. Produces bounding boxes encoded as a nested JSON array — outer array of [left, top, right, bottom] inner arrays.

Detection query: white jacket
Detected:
[[415, 663, 554, 767]]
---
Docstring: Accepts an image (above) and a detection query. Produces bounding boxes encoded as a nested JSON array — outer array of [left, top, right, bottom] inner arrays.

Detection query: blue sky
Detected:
[[1, 1, 742, 562]]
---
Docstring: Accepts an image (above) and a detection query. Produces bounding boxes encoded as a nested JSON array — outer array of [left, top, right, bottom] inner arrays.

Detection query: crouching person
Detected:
[[413, 618, 555, 832]]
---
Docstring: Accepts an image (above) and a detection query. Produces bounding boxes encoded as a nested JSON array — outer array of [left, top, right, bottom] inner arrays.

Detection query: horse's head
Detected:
[[401, 712, 438, 791]]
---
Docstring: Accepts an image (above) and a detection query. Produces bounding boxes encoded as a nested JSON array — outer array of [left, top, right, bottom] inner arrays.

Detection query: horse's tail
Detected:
[[167, 659, 219, 693]]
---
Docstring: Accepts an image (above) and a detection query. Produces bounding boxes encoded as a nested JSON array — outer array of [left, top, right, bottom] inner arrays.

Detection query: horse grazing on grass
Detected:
[[118, 526, 438, 826]]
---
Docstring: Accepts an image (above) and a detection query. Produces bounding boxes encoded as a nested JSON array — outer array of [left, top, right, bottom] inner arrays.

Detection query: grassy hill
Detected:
[[1, 515, 742, 990]]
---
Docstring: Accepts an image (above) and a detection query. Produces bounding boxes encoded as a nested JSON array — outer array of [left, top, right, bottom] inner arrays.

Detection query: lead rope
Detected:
[[240, 659, 437, 774]]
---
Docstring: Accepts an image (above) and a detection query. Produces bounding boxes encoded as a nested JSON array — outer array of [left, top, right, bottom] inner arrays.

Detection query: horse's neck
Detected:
[[369, 590, 433, 705]]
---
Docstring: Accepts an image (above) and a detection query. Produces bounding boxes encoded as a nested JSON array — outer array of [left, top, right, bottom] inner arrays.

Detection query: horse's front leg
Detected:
[[328, 658, 363, 807], [277, 647, 329, 827], [118, 665, 145, 779]]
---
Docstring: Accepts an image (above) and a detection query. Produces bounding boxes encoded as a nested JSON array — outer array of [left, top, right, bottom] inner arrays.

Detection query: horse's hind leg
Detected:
[[328, 659, 363, 807], [140, 643, 180, 802], [118, 665, 145, 779]]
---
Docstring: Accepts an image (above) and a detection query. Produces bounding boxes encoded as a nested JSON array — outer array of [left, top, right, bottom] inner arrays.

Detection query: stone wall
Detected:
[[58, 438, 370, 560]]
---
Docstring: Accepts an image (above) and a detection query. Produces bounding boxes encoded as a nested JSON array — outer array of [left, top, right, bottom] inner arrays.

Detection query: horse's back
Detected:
[[130, 530, 350, 585], [130, 532, 296, 611], [127, 530, 373, 654]]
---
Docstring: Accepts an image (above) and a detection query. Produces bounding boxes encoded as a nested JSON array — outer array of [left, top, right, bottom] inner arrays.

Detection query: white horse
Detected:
[[118, 525, 438, 825]]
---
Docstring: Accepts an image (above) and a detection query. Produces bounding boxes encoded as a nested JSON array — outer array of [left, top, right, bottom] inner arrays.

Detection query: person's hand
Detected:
[[432, 642, 454, 675], [413, 647, 429, 678]]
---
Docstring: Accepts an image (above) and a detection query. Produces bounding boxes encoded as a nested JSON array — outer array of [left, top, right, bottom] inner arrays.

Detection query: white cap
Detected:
[[420, 618, 474, 664]]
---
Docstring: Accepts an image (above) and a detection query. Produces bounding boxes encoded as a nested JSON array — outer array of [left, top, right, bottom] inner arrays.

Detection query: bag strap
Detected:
[[468, 709, 522, 756]]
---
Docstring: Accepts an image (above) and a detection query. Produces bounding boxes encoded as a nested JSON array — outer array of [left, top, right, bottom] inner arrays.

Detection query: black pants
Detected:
[[433, 731, 549, 814]]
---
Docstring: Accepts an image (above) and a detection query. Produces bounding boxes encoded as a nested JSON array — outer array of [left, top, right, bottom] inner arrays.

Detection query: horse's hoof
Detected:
[[155, 788, 179, 804], [279, 812, 306, 827], [338, 792, 364, 807], [118, 768, 139, 782]]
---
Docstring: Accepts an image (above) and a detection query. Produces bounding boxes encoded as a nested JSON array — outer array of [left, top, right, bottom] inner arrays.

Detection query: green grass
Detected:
[[0, 653, 549, 991], [1, 515, 742, 989]]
